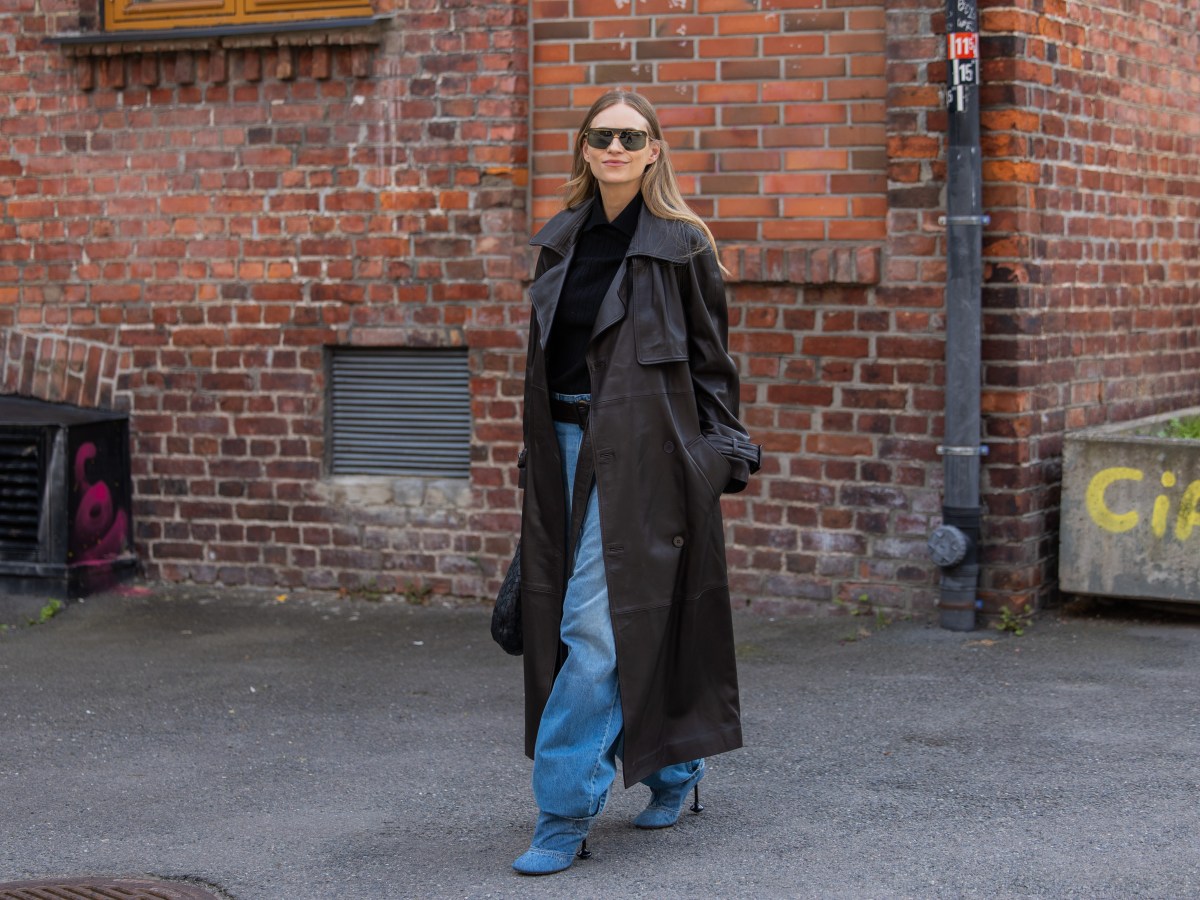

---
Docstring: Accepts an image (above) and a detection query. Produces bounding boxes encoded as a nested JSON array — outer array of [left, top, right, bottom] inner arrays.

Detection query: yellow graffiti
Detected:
[[1086, 466, 1200, 541], [1178, 480, 1200, 541], [1152, 472, 1176, 537], [1085, 467, 1142, 533]]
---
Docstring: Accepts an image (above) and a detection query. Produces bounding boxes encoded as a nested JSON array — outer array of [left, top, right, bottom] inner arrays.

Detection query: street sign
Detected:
[[948, 31, 978, 60]]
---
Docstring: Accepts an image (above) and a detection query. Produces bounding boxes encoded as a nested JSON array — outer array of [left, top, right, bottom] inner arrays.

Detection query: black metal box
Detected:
[[0, 396, 136, 605]]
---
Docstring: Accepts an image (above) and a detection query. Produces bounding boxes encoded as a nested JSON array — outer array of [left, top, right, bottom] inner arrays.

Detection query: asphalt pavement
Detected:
[[1, 584, 1198, 899]]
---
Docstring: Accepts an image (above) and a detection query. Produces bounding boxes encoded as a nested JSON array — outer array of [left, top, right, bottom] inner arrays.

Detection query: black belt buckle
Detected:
[[551, 397, 590, 426]]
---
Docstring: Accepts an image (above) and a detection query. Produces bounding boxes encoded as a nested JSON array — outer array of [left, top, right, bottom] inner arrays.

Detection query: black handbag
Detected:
[[491, 540, 523, 655]]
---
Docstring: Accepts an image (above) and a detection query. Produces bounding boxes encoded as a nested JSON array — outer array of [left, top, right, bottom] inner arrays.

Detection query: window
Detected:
[[327, 347, 472, 479], [104, 0, 373, 32]]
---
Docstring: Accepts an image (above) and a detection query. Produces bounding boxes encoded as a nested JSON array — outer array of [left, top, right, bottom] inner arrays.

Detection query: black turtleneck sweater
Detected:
[[545, 193, 643, 395]]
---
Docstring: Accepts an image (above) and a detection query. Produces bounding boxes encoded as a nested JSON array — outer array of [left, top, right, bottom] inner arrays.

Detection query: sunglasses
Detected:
[[584, 128, 650, 151]]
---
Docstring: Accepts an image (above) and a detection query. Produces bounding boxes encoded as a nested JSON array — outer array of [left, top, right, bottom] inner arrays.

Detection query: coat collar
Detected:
[[584, 191, 642, 238], [527, 196, 702, 351], [531, 196, 698, 265]]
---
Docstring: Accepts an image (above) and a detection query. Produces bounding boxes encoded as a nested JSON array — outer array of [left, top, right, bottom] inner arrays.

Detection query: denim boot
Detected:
[[633, 759, 706, 829], [512, 811, 593, 875]]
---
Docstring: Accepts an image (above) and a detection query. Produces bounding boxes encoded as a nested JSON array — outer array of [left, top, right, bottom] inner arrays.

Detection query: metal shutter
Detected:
[[328, 348, 471, 477]]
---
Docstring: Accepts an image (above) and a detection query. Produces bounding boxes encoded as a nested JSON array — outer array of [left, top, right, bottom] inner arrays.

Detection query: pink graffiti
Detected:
[[73, 442, 128, 562]]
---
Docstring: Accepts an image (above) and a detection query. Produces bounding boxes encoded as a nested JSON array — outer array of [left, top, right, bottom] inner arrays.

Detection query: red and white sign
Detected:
[[948, 32, 979, 60]]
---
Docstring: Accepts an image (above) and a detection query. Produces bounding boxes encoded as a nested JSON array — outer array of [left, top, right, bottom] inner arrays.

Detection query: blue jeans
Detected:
[[530, 393, 699, 822]]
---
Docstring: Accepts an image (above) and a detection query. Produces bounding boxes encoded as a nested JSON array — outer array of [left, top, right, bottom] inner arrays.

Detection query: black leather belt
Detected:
[[550, 398, 590, 427]]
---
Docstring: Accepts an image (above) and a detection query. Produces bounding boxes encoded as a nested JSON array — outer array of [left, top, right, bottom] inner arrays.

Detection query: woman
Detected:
[[513, 90, 761, 875]]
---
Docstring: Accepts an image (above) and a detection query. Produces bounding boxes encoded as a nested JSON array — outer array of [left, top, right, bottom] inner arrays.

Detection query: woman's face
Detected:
[[581, 102, 660, 192]]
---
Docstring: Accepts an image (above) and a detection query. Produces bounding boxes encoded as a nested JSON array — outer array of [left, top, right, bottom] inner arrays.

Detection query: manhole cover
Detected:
[[0, 877, 223, 900]]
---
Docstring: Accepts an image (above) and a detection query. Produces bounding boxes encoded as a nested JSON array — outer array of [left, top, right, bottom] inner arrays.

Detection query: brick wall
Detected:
[[3, 0, 1199, 615], [976, 0, 1200, 610], [530, 0, 889, 244], [529, 0, 950, 614], [1, 0, 531, 597]]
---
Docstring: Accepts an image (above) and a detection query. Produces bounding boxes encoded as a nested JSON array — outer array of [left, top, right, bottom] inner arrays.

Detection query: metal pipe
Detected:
[[929, 0, 984, 630]]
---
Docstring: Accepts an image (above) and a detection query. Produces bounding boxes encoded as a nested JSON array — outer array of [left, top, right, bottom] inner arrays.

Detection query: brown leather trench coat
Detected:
[[519, 200, 760, 787]]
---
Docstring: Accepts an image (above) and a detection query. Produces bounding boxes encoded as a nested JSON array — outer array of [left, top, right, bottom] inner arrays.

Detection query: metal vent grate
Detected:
[[329, 347, 472, 477], [0, 430, 43, 561]]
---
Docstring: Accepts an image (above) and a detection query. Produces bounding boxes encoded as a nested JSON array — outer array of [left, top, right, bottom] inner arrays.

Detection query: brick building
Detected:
[[2, 0, 1198, 616]]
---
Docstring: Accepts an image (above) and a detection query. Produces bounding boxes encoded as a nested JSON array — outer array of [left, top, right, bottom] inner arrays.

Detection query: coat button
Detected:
[[663, 441, 675, 453], [672, 535, 685, 548]]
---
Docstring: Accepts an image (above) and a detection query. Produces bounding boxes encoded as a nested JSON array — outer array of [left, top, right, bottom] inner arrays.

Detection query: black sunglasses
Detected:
[[584, 128, 650, 151]]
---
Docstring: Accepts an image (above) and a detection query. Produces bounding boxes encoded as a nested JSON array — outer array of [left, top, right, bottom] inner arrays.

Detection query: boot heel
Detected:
[[577, 838, 592, 860], [634, 761, 706, 829]]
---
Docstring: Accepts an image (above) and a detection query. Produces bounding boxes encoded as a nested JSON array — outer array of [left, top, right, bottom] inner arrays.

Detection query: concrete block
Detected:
[[1060, 406, 1200, 602], [424, 478, 472, 508], [391, 478, 427, 507]]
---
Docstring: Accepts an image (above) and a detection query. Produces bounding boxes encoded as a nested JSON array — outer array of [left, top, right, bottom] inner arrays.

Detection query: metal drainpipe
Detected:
[[928, 0, 986, 631]]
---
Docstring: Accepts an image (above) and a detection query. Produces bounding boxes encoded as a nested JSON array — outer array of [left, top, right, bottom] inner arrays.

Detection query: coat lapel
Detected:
[[528, 204, 591, 350], [528, 244, 574, 350], [592, 208, 698, 342], [590, 258, 628, 341]]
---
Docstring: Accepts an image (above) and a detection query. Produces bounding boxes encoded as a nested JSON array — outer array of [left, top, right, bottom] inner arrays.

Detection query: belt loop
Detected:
[[575, 399, 590, 428]]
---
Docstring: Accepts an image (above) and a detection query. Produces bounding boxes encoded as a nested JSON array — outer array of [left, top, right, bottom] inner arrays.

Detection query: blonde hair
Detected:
[[562, 90, 725, 270]]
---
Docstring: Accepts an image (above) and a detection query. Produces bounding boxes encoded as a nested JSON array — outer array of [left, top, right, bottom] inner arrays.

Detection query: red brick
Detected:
[[783, 103, 847, 125], [782, 11, 844, 30], [658, 61, 718, 81], [785, 57, 847, 79], [592, 63, 655, 83], [721, 59, 782, 79], [762, 81, 824, 102], [763, 35, 824, 55], [573, 0, 628, 14], [717, 12, 782, 34], [719, 151, 781, 171], [767, 384, 834, 406], [785, 150, 849, 170], [784, 197, 849, 218], [574, 41, 631, 62], [639, 0, 697, 12], [808, 434, 874, 457], [762, 173, 826, 193], [698, 36, 758, 58], [593, 18, 652, 38], [535, 44, 571, 63], [762, 220, 824, 240], [719, 197, 780, 217], [533, 64, 588, 85], [700, 129, 760, 149], [654, 15, 713, 37], [636, 39, 696, 59], [828, 32, 885, 54]]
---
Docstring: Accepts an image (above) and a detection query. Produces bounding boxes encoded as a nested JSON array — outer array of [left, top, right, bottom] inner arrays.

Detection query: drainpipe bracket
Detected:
[[937, 444, 989, 456], [937, 215, 991, 227]]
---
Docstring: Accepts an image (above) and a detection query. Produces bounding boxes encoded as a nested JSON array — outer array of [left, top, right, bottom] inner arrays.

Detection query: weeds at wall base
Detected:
[[993, 605, 1032, 636], [0, 598, 65, 633]]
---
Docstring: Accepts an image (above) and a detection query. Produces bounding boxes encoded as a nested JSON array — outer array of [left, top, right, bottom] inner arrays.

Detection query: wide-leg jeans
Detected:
[[530, 393, 699, 825]]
